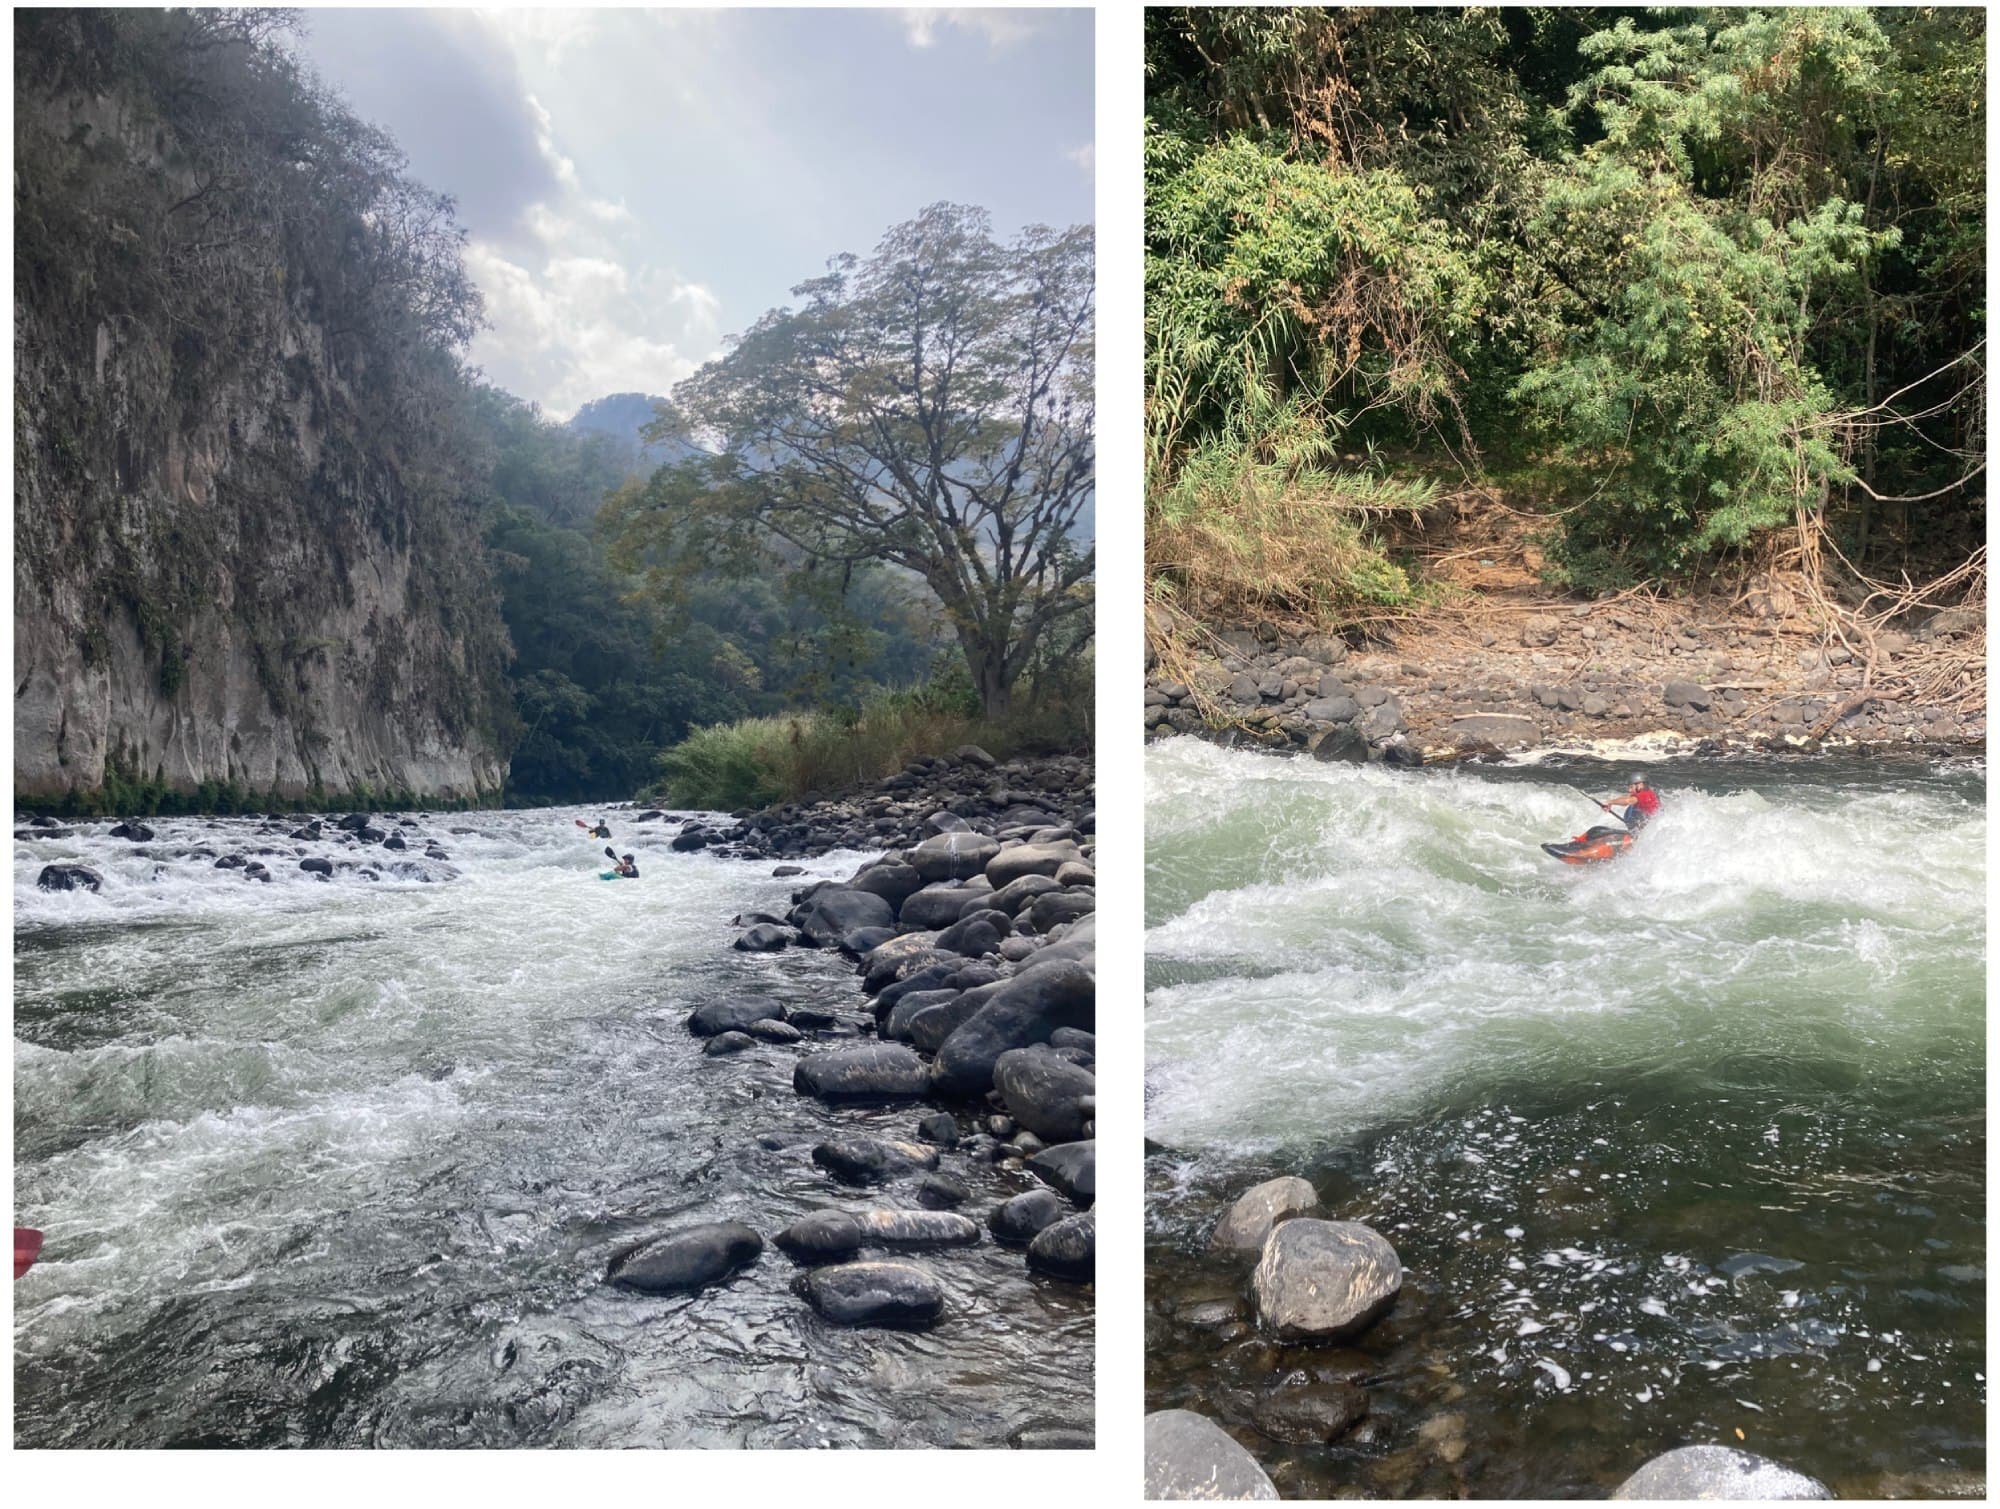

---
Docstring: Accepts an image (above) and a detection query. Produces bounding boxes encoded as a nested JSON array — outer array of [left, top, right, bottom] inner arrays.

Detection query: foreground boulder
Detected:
[[1027, 1139, 1096, 1206], [1251, 1219, 1401, 1342], [1026, 1210, 1094, 1281], [796, 1259, 945, 1328], [994, 1045, 1096, 1143], [774, 1207, 980, 1261], [1209, 1176, 1319, 1255], [811, 1136, 939, 1185], [1612, 1446, 1832, 1500], [36, 864, 103, 893], [793, 1043, 931, 1103], [1144, 1409, 1280, 1500], [932, 958, 1096, 1096], [607, 1221, 763, 1294]]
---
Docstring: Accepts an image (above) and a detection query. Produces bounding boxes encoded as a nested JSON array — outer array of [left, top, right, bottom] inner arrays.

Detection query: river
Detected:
[[14, 806, 1092, 1448], [1145, 739, 1983, 1498]]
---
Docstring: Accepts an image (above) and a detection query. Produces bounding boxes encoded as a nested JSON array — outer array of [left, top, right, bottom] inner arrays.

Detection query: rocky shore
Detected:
[[1146, 596, 1984, 763], [612, 746, 1097, 1415], [1146, 1180, 1838, 1501]]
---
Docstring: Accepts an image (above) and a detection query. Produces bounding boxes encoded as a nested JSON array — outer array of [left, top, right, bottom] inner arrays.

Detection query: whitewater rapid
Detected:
[[15, 806, 1092, 1448]]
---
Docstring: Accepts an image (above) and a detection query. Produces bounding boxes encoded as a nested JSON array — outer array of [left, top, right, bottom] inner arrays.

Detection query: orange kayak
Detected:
[[1542, 825, 1635, 865]]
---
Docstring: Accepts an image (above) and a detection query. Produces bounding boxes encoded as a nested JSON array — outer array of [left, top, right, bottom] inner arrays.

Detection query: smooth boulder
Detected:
[[932, 958, 1095, 1097], [993, 1045, 1096, 1144], [907, 832, 1001, 883], [1209, 1176, 1320, 1255], [1026, 1210, 1094, 1281], [1612, 1446, 1832, 1500], [1026, 1139, 1095, 1206], [795, 886, 894, 946], [1144, 1410, 1280, 1501], [1251, 1219, 1401, 1342], [793, 1043, 931, 1104], [688, 999, 785, 1037], [797, 1260, 945, 1328], [607, 1221, 763, 1294], [811, 1136, 939, 1185]]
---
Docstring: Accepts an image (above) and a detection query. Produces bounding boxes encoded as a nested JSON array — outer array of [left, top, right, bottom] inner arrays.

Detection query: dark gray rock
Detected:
[[1450, 713, 1540, 749], [744, 1017, 803, 1044], [795, 886, 894, 945], [985, 841, 1083, 888], [849, 859, 926, 910], [1028, 890, 1096, 933], [1026, 1210, 1094, 1281], [915, 1111, 960, 1146], [932, 958, 1096, 1097], [36, 864, 103, 893], [994, 1045, 1096, 1144], [687, 999, 786, 1037], [811, 1136, 940, 1185], [794, 1043, 931, 1104], [607, 1221, 763, 1295], [989, 1188, 1069, 1246], [900, 884, 983, 930], [797, 1260, 945, 1328], [1144, 1410, 1280, 1501], [733, 923, 792, 952], [703, 1030, 755, 1057], [1663, 679, 1714, 710], [916, 1172, 969, 1209], [1252, 1382, 1368, 1444], [1027, 1140, 1096, 1207], [907, 832, 1002, 882], [774, 1207, 980, 1261]]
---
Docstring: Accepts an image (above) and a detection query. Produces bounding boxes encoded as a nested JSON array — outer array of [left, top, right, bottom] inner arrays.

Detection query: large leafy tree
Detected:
[[605, 203, 1095, 718]]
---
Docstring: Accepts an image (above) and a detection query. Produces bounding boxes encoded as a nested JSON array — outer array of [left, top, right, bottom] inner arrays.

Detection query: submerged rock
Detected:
[[607, 1221, 763, 1295], [687, 999, 786, 1037], [774, 1207, 980, 1261], [1144, 1409, 1280, 1501], [1612, 1446, 1832, 1500], [796, 1259, 945, 1328], [1251, 1219, 1401, 1342], [1252, 1382, 1368, 1444], [36, 864, 102, 893], [811, 1136, 940, 1186]]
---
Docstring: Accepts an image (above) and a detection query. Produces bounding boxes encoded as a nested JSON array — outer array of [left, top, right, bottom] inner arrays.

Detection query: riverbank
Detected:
[[673, 748, 1099, 1357], [1143, 740, 1984, 1497], [1145, 584, 1985, 763]]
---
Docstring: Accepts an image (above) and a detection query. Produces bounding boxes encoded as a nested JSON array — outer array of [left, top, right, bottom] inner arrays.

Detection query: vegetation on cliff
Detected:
[[1145, 7, 1985, 623]]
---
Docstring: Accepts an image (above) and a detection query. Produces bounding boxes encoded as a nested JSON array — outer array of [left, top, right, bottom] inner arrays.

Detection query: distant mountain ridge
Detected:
[[566, 392, 704, 477]]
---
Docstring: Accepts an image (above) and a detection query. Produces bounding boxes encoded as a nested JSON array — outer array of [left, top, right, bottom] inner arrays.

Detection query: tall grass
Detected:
[[652, 678, 1091, 811]]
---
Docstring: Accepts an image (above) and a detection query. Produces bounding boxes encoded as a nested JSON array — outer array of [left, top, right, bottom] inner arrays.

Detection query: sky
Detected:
[[294, 7, 1094, 420]]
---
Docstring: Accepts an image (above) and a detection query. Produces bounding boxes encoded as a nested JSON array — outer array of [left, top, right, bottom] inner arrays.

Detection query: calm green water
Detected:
[[1146, 740, 1984, 1498]]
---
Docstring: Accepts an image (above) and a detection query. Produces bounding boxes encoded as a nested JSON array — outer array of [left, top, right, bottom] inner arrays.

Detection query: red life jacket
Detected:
[[1630, 787, 1661, 817]]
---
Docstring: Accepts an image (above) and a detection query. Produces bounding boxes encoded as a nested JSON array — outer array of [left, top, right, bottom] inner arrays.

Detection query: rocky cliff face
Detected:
[[15, 29, 514, 806]]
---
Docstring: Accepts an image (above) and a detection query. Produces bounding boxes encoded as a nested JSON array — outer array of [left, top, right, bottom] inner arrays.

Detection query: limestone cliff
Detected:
[[14, 13, 515, 806]]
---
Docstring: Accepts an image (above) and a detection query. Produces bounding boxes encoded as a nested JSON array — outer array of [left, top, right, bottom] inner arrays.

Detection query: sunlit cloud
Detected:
[[900, 8, 1045, 50]]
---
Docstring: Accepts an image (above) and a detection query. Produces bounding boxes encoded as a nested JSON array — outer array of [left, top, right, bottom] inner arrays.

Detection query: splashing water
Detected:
[[15, 807, 1091, 1448], [1145, 740, 1982, 1497]]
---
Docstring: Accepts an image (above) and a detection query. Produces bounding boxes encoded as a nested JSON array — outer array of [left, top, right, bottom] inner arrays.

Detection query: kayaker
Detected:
[[611, 852, 639, 878], [576, 817, 612, 839], [1604, 774, 1661, 831]]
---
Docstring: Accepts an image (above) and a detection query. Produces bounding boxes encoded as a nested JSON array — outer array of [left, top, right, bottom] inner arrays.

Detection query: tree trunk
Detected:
[[972, 645, 1013, 721]]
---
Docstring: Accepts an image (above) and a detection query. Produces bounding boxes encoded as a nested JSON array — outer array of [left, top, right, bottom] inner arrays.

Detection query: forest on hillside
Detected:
[[1145, 6, 1985, 625]]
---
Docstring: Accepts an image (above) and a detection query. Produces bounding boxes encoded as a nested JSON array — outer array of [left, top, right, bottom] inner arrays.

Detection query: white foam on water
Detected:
[[1145, 739, 1984, 1156]]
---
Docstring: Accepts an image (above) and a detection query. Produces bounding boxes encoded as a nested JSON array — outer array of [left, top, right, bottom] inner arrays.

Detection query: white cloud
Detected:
[[462, 94, 724, 417], [1066, 141, 1095, 179], [900, 8, 1044, 50]]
